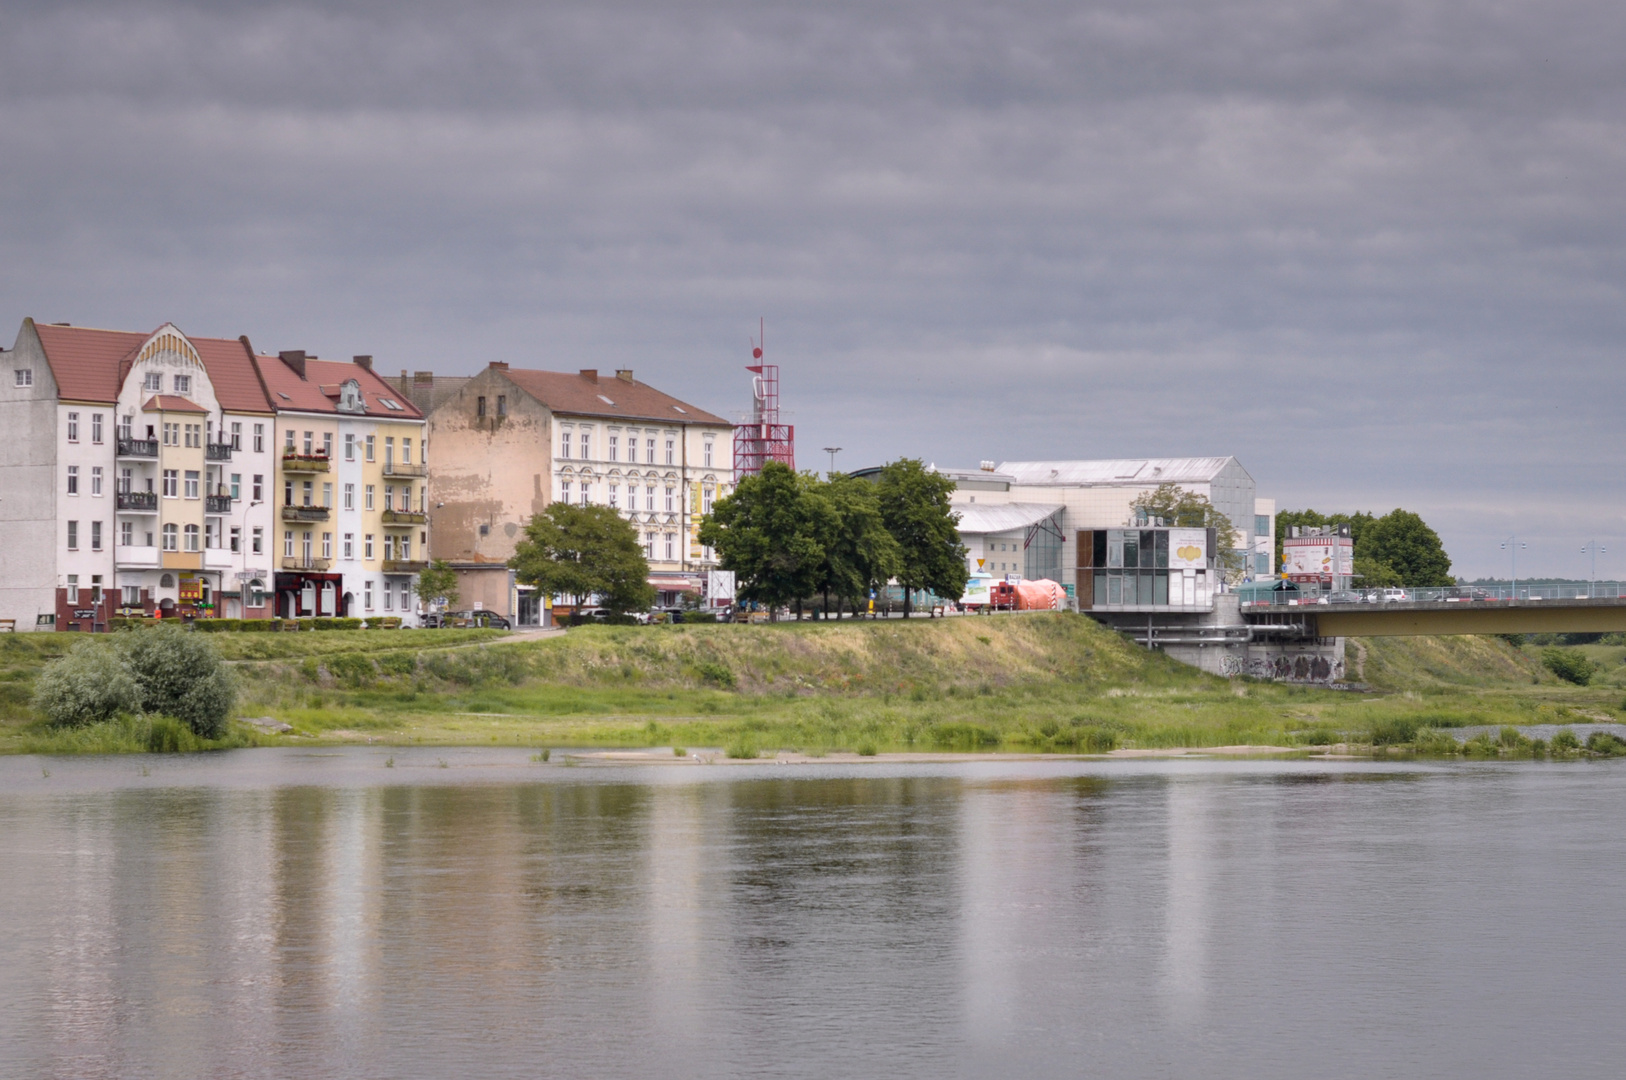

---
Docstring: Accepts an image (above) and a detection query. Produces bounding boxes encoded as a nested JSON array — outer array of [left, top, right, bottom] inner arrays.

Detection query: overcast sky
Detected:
[[3, 0, 1623, 578]]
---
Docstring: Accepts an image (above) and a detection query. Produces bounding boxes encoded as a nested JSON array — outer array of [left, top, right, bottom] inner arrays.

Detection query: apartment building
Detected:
[[394, 364, 734, 623], [0, 319, 279, 630], [254, 351, 428, 623]]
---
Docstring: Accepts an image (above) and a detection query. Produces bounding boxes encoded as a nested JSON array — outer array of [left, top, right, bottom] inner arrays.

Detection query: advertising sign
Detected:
[[706, 570, 736, 606], [961, 575, 993, 607], [178, 575, 203, 603], [1283, 536, 1354, 582], [1168, 528, 1208, 570]]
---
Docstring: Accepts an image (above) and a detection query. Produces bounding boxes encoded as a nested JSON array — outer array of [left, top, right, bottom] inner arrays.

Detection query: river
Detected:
[[2, 749, 1623, 1079]]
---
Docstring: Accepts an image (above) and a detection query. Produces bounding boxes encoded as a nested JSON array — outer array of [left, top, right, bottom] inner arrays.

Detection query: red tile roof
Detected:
[[502, 369, 729, 425], [141, 395, 207, 414], [253, 355, 424, 420], [28, 320, 273, 413]]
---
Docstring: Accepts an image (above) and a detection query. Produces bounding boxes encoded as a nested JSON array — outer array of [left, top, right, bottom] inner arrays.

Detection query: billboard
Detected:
[[1167, 528, 1208, 570], [1283, 536, 1354, 582]]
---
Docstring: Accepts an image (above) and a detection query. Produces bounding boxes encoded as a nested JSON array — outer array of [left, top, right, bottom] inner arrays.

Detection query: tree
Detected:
[[876, 459, 968, 617], [1357, 509, 1453, 586], [699, 462, 833, 619], [33, 639, 142, 727], [417, 559, 460, 613], [816, 473, 901, 618], [510, 503, 655, 616], [1130, 483, 1243, 579], [122, 625, 235, 738]]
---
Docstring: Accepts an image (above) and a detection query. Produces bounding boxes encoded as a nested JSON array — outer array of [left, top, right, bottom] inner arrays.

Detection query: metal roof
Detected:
[[996, 457, 1247, 486], [953, 502, 1065, 535]]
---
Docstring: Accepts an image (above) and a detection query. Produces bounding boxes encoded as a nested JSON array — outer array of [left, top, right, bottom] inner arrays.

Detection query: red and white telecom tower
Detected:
[[732, 320, 794, 476]]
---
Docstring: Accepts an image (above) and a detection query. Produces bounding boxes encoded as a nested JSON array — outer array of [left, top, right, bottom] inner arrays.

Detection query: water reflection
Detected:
[[4, 756, 1626, 1078]]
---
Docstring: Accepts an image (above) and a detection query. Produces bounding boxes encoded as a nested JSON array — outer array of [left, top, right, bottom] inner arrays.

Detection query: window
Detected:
[[476, 396, 486, 418], [496, 395, 507, 417], [402, 438, 412, 464], [383, 534, 395, 561], [365, 435, 375, 462], [144, 372, 163, 392], [608, 483, 619, 508], [364, 580, 374, 609], [231, 422, 241, 450], [703, 440, 713, 468], [253, 423, 264, 452], [665, 486, 674, 512], [67, 412, 79, 442], [66, 575, 78, 604], [252, 527, 263, 555], [123, 584, 141, 606], [118, 468, 131, 494], [283, 530, 294, 558], [230, 526, 241, 553], [345, 433, 356, 461], [645, 532, 655, 558], [383, 580, 394, 610], [283, 479, 294, 506], [322, 532, 332, 559], [163, 470, 178, 498], [230, 473, 241, 500], [665, 438, 675, 465], [580, 483, 589, 506], [646, 438, 656, 464], [322, 482, 332, 508], [400, 535, 411, 561], [120, 415, 131, 440], [343, 533, 354, 559], [184, 524, 200, 552], [365, 485, 375, 511], [561, 430, 572, 458], [13, 368, 31, 387], [163, 422, 178, 446], [303, 431, 313, 455], [645, 485, 655, 511], [285, 429, 295, 452], [665, 533, 675, 560], [92, 413, 103, 443], [66, 465, 78, 495], [301, 480, 313, 507], [173, 374, 191, 395], [703, 485, 714, 513], [580, 432, 590, 459], [302, 531, 312, 561], [66, 520, 80, 550], [164, 524, 179, 552], [560, 480, 571, 503], [185, 423, 200, 448], [364, 534, 374, 560], [185, 471, 200, 499], [205, 519, 219, 549], [121, 521, 133, 547], [609, 435, 619, 462], [91, 467, 102, 496], [384, 485, 394, 512], [90, 521, 101, 551], [344, 483, 355, 510], [400, 582, 411, 611]]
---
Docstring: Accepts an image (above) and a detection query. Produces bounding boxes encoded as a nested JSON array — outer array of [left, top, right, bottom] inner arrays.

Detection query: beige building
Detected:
[[395, 364, 734, 623]]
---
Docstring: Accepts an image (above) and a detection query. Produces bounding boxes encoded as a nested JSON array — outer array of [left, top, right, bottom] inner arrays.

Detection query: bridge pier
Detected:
[[1086, 595, 1346, 684]]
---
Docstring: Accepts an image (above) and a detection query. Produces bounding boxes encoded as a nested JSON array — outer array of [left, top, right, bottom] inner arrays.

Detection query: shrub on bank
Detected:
[[122, 626, 235, 739], [32, 639, 142, 727], [1542, 647, 1597, 686]]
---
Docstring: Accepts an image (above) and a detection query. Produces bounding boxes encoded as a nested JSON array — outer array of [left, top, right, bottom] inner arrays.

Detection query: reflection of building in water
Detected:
[[1163, 779, 1213, 1023], [645, 784, 711, 1035]]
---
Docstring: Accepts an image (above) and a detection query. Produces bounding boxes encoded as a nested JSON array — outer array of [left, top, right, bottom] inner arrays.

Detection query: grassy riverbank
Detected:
[[6, 615, 1622, 756]]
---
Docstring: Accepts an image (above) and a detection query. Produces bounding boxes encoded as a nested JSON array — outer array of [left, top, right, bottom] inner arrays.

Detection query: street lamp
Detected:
[[1582, 540, 1607, 597], [1500, 536, 1527, 597], [822, 446, 843, 477]]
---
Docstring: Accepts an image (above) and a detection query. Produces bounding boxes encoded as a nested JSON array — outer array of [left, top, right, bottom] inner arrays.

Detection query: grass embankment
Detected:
[[4, 618, 1622, 756]]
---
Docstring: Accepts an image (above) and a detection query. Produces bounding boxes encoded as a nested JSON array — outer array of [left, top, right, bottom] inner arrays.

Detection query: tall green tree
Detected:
[[416, 559, 460, 613], [817, 473, 901, 618], [876, 459, 968, 617], [1130, 483, 1243, 578], [1358, 509, 1453, 586], [699, 462, 833, 619], [510, 503, 655, 616]]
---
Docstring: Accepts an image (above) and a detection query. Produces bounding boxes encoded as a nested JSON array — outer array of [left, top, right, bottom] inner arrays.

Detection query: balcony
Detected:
[[116, 490, 159, 512], [206, 442, 234, 462], [116, 545, 160, 569], [383, 461, 427, 477], [381, 509, 426, 525], [281, 505, 330, 523], [382, 559, 428, 575], [205, 494, 232, 514], [204, 547, 234, 570], [281, 453, 330, 473], [281, 556, 332, 572], [117, 438, 158, 459]]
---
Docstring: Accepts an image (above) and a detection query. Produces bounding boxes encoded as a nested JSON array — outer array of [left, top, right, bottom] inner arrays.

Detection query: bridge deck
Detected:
[[1242, 597, 1626, 636]]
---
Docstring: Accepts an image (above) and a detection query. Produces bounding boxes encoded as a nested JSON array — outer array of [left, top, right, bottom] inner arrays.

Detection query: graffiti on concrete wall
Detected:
[[1219, 652, 1345, 682]]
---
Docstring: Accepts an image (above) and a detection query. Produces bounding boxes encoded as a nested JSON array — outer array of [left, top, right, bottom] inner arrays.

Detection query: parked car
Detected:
[[1374, 588, 1409, 603], [441, 610, 511, 629], [1326, 590, 1364, 604]]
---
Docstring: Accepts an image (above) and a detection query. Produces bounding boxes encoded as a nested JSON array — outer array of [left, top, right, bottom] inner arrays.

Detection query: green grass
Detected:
[[3, 618, 1624, 757]]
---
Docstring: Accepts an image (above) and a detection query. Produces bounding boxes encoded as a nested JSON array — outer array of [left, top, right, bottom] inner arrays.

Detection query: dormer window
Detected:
[[173, 374, 191, 395], [339, 381, 363, 413]]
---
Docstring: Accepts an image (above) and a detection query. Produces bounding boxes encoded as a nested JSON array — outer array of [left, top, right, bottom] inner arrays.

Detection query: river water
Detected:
[[3, 749, 1624, 1079]]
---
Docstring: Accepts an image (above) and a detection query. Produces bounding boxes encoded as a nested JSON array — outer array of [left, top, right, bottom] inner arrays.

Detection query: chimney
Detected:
[[413, 370, 434, 385], [353, 355, 373, 371], [615, 369, 634, 383], [489, 361, 509, 371], [279, 350, 307, 378], [579, 369, 598, 382]]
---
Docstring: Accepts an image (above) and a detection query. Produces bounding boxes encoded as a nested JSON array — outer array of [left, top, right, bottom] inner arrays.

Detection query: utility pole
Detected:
[[1500, 536, 1527, 598], [1582, 540, 1607, 598]]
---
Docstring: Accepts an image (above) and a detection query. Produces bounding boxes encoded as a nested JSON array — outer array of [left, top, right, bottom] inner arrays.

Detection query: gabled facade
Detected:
[[0, 319, 279, 629], [254, 351, 428, 623], [395, 364, 734, 622]]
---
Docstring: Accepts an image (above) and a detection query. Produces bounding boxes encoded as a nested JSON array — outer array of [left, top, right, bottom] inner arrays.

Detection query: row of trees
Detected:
[[1275, 508, 1453, 586], [699, 460, 969, 618]]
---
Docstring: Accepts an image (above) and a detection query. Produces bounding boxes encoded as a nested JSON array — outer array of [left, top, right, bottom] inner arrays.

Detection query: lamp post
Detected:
[[1500, 536, 1527, 598], [822, 446, 843, 478], [1582, 540, 1607, 598]]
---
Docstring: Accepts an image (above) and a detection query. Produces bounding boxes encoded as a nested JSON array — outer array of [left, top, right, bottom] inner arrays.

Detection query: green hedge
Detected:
[[192, 618, 282, 633], [364, 617, 403, 630], [114, 616, 394, 633]]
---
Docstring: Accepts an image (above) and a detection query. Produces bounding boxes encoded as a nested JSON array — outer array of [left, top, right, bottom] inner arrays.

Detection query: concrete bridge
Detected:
[[1240, 585, 1626, 637]]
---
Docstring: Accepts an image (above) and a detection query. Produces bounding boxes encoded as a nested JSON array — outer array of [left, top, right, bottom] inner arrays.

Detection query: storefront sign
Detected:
[[178, 575, 203, 603]]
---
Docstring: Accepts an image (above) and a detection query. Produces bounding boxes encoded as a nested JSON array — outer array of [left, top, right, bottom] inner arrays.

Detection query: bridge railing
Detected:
[[1240, 582, 1626, 608]]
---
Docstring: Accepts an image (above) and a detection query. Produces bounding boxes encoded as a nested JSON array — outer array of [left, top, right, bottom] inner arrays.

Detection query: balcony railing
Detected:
[[117, 438, 158, 459], [281, 505, 331, 522], [381, 509, 426, 525], [281, 453, 330, 473], [281, 556, 332, 572], [206, 442, 234, 462], [116, 490, 158, 512], [383, 461, 427, 477], [205, 494, 232, 514], [382, 559, 428, 574]]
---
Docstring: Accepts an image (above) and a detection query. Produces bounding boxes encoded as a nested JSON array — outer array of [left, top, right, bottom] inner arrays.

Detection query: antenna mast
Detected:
[[732, 318, 795, 476]]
